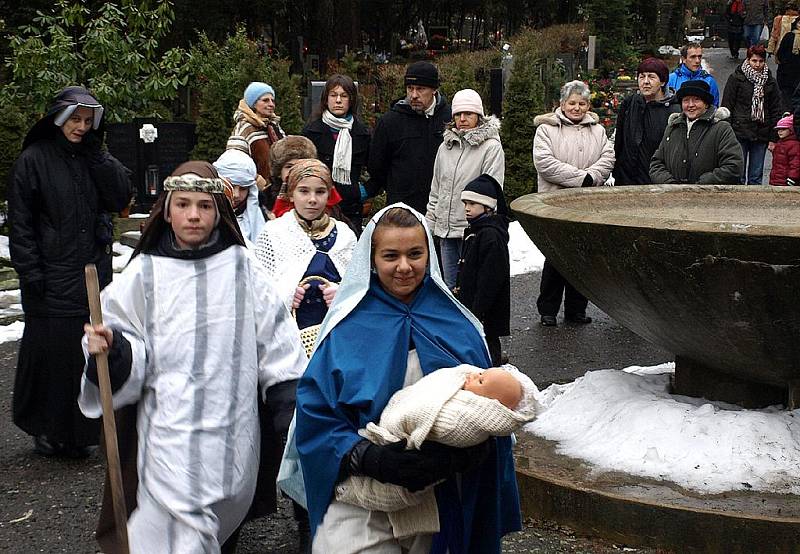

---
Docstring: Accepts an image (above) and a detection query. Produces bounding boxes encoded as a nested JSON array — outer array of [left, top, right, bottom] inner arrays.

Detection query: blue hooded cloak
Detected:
[[294, 204, 521, 553]]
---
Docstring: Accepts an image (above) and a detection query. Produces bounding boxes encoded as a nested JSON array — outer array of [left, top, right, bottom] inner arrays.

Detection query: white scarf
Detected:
[[321, 110, 354, 185]]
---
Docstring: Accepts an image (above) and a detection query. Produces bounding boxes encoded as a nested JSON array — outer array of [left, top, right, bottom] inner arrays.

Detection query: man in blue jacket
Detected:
[[668, 43, 721, 106]]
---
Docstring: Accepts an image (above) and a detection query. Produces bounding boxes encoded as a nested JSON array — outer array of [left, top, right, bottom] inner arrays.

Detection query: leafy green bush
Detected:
[[0, 0, 188, 199], [189, 27, 303, 162], [2, 0, 188, 123]]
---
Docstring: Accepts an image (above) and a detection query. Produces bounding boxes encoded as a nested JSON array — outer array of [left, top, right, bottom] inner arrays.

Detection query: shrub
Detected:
[[189, 27, 303, 162], [2, 0, 188, 123], [501, 24, 584, 199], [0, 0, 188, 199]]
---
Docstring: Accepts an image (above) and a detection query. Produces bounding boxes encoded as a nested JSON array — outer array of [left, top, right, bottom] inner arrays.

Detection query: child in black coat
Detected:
[[454, 174, 510, 365]]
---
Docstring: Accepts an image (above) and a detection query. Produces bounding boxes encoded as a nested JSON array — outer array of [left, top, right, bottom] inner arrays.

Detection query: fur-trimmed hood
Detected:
[[533, 108, 600, 128], [666, 106, 730, 128], [443, 115, 501, 148]]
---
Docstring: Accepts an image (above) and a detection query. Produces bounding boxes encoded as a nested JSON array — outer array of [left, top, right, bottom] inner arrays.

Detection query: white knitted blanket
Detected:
[[335, 364, 538, 539]]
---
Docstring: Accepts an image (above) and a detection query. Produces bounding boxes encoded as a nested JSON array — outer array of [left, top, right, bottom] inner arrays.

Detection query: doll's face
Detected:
[[372, 224, 428, 304], [167, 191, 216, 249], [463, 368, 522, 409]]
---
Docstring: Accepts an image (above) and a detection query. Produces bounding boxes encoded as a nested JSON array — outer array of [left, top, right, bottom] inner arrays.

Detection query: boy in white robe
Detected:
[[80, 161, 307, 554]]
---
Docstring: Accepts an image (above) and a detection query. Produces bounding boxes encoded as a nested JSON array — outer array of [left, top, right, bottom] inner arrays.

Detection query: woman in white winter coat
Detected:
[[532, 80, 614, 327], [426, 88, 504, 288]]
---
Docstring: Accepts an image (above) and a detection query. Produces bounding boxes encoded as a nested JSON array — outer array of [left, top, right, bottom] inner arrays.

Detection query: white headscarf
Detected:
[[313, 202, 485, 350], [213, 149, 265, 243]]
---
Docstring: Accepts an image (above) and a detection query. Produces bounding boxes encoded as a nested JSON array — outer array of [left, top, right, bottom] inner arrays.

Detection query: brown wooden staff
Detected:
[[85, 264, 130, 554]]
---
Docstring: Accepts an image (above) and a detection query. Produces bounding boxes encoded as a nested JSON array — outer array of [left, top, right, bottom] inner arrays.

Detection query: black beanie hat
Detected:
[[405, 61, 439, 88], [676, 80, 714, 106], [462, 173, 507, 215]]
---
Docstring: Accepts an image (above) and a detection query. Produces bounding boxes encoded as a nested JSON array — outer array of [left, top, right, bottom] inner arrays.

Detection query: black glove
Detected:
[[419, 439, 493, 475], [788, 178, 796, 187], [581, 173, 594, 187], [349, 439, 449, 492], [86, 329, 133, 393], [349, 437, 494, 492]]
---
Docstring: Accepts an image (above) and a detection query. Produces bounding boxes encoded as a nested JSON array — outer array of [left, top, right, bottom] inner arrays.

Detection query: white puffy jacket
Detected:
[[532, 109, 615, 193], [426, 116, 505, 238]]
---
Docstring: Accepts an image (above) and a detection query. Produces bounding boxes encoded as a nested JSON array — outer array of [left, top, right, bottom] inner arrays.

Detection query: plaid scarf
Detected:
[[740, 59, 768, 122]]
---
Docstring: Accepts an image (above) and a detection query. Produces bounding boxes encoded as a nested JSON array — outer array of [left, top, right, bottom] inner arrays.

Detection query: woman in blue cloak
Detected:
[[293, 203, 522, 553]]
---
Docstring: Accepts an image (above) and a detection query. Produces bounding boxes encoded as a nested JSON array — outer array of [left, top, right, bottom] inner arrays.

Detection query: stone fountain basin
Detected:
[[511, 185, 800, 392]]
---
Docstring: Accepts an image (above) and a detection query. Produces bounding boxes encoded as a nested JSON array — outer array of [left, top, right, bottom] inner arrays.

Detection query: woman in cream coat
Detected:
[[532, 80, 614, 326], [426, 88, 504, 288]]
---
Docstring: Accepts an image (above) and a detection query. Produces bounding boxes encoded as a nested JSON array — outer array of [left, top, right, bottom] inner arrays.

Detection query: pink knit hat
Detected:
[[775, 115, 794, 129], [451, 89, 484, 116]]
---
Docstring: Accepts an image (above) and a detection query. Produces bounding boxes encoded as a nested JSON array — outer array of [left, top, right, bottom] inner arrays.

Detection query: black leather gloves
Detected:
[[346, 437, 494, 492]]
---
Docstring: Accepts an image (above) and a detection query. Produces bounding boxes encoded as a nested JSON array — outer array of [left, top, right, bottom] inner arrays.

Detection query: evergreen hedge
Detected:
[[501, 24, 585, 198]]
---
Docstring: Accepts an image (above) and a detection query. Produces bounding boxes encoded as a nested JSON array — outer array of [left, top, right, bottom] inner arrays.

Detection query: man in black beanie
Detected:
[[367, 61, 451, 213]]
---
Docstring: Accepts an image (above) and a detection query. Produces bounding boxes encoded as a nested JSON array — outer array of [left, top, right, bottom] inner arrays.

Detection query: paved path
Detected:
[[0, 272, 666, 553]]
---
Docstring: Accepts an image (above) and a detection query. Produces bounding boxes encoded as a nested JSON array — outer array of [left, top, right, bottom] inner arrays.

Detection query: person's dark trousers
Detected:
[[536, 259, 588, 317], [220, 525, 243, 553], [738, 138, 768, 184], [486, 335, 502, 366], [728, 32, 743, 57], [743, 24, 763, 47], [293, 500, 311, 554]]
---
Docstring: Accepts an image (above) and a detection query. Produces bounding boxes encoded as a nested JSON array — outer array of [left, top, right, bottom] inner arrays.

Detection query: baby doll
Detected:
[[335, 364, 538, 539]]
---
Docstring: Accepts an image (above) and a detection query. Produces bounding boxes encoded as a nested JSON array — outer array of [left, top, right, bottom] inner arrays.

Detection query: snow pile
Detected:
[[113, 242, 134, 271], [509, 221, 544, 276], [526, 365, 800, 495], [0, 320, 25, 343]]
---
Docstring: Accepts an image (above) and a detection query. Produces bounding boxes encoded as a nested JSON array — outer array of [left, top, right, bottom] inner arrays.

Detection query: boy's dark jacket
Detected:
[[456, 212, 511, 337]]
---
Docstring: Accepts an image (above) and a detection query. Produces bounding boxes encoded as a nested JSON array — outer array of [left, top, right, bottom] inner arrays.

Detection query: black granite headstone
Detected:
[[106, 119, 196, 212]]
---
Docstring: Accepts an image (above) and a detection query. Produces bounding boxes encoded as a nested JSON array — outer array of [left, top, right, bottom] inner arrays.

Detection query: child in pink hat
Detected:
[[769, 115, 800, 186]]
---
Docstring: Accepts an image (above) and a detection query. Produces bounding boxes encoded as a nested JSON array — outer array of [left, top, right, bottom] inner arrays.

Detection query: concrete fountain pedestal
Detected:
[[510, 185, 800, 552]]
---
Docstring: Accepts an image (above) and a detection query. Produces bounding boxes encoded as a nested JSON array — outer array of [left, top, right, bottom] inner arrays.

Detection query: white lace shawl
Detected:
[[253, 211, 356, 310]]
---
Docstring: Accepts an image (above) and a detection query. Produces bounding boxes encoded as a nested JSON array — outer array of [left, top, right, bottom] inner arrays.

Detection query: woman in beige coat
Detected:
[[426, 88, 505, 287], [532, 80, 614, 326]]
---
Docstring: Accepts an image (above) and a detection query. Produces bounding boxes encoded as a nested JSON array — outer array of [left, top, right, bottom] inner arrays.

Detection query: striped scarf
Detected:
[[740, 59, 768, 122]]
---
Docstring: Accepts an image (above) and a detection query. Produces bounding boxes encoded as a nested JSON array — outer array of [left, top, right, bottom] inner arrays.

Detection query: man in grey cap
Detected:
[[367, 61, 451, 213]]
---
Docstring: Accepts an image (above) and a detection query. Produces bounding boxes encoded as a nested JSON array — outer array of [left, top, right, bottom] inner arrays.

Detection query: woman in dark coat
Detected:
[[722, 43, 785, 184], [302, 74, 370, 234], [8, 86, 131, 457], [613, 57, 681, 185]]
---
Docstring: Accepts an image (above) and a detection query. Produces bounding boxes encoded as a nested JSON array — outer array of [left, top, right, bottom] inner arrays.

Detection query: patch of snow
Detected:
[[0, 289, 20, 304], [526, 366, 800, 495], [0, 235, 9, 260], [0, 320, 24, 343], [113, 242, 134, 271], [509, 221, 544, 276]]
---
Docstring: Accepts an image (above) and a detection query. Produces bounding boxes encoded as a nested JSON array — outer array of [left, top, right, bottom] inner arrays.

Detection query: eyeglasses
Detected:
[[328, 93, 350, 100]]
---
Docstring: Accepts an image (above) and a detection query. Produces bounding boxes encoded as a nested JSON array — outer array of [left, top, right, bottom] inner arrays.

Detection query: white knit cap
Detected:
[[451, 88, 484, 116]]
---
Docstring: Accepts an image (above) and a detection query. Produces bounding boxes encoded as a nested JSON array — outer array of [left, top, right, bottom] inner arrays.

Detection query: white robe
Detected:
[[254, 211, 356, 310], [79, 245, 307, 553]]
